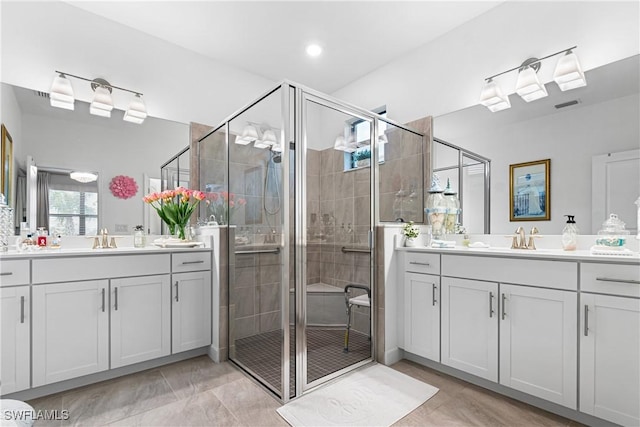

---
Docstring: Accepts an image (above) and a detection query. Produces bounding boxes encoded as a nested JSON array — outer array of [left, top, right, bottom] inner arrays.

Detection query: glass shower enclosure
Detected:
[[198, 82, 424, 401]]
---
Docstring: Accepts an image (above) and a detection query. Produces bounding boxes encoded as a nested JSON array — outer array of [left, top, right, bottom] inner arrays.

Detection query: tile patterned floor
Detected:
[[27, 356, 581, 426], [234, 327, 370, 395]]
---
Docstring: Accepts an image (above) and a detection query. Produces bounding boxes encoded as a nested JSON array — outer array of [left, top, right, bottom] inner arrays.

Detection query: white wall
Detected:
[[437, 93, 640, 234], [21, 110, 188, 234], [0, 1, 275, 127], [332, 1, 640, 121]]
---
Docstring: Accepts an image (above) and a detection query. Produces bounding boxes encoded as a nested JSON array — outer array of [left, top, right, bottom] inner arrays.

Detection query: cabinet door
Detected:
[[404, 272, 439, 361], [500, 284, 577, 409], [111, 275, 170, 368], [32, 280, 109, 387], [172, 271, 212, 353], [441, 277, 498, 381], [1, 286, 30, 393], [581, 293, 640, 426]]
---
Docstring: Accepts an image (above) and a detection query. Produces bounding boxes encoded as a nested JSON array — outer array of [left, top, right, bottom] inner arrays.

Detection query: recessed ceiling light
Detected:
[[306, 44, 322, 57]]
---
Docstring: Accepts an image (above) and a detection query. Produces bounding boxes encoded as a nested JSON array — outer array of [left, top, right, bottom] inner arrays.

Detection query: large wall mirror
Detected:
[[434, 55, 639, 235], [3, 83, 189, 236]]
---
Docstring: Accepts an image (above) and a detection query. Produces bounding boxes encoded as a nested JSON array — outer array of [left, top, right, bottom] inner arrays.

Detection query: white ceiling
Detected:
[[64, 1, 503, 93]]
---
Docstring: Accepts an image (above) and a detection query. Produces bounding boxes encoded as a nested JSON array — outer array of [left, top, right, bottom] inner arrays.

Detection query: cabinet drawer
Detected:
[[581, 262, 640, 298], [404, 252, 440, 275], [172, 251, 211, 273], [0, 260, 30, 286], [442, 255, 577, 291], [33, 254, 170, 284]]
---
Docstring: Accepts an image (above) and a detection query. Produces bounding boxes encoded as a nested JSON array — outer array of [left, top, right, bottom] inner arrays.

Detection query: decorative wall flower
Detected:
[[109, 175, 138, 199]]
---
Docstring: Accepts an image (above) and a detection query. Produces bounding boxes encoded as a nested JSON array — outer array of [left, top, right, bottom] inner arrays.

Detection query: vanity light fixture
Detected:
[[90, 79, 114, 118], [49, 73, 75, 110], [479, 46, 586, 112], [515, 60, 548, 102], [553, 50, 587, 91], [49, 71, 147, 123], [70, 171, 98, 183], [479, 78, 511, 112]]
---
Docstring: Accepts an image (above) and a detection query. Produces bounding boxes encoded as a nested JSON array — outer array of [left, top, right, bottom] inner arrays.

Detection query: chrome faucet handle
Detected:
[[510, 235, 519, 249], [92, 236, 101, 249]]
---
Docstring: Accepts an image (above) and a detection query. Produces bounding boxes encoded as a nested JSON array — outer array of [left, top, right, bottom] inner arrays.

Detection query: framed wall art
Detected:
[[510, 159, 550, 221]]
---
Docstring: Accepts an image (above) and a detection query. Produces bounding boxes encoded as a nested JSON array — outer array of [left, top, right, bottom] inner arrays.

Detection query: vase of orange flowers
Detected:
[[143, 187, 206, 240]]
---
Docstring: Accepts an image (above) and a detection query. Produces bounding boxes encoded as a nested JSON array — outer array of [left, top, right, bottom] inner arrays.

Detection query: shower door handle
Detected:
[[368, 229, 373, 249]]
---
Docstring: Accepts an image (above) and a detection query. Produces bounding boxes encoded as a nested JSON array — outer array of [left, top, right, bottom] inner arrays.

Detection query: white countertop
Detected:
[[396, 245, 640, 264], [0, 245, 212, 259]]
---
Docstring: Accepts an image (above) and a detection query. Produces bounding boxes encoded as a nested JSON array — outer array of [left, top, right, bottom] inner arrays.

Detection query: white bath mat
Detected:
[[276, 364, 439, 427]]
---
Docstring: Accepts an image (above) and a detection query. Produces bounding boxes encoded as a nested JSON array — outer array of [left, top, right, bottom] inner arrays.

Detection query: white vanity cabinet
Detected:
[[172, 271, 212, 353], [32, 280, 109, 387], [579, 263, 640, 426], [499, 284, 577, 409], [404, 272, 440, 361], [171, 252, 212, 354], [110, 275, 171, 368], [440, 255, 578, 408], [441, 277, 498, 381], [0, 285, 30, 394]]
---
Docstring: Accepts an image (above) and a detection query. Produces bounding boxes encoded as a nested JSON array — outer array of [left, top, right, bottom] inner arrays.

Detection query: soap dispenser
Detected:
[[562, 215, 578, 251]]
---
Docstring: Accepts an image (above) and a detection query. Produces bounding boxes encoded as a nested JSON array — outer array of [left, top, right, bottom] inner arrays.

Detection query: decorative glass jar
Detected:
[[133, 225, 146, 248], [443, 179, 461, 235], [425, 175, 446, 239], [0, 194, 14, 252]]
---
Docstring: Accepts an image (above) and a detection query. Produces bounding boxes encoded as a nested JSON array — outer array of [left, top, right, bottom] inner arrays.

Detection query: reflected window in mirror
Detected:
[[45, 171, 99, 235]]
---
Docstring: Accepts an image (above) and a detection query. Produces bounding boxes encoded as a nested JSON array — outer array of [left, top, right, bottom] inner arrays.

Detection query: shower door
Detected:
[[226, 86, 295, 400], [297, 92, 375, 391]]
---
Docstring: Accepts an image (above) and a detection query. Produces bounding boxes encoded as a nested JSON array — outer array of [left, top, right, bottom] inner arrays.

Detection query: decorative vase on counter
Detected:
[[425, 175, 446, 239], [404, 237, 418, 247], [443, 179, 461, 235]]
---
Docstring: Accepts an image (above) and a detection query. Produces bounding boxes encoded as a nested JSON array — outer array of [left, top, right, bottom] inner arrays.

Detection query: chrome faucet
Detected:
[[510, 227, 540, 250]]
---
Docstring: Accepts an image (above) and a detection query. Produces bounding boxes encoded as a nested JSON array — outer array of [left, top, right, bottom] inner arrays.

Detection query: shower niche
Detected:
[[197, 82, 426, 401]]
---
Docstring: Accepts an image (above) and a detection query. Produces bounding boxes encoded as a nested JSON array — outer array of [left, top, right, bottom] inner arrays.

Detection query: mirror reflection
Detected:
[[435, 55, 639, 234], [3, 83, 189, 236]]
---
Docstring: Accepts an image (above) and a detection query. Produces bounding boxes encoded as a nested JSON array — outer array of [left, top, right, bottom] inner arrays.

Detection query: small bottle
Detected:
[[133, 225, 146, 248], [462, 234, 471, 247], [562, 215, 578, 251], [50, 234, 62, 249]]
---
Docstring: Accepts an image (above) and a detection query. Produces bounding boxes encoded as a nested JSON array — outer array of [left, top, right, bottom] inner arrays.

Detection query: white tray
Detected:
[[153, 238, 204, 248]]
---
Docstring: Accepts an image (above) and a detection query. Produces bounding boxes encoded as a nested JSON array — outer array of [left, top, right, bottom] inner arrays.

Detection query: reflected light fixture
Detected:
[[479, 46, 586, 112], [50, 73, 75, 110], [49, 71, 147, 123], [255, 129, 277, 149], [234, 124, 259, 145], [70, 171, 98, 183], [306, 43, 322, 57]]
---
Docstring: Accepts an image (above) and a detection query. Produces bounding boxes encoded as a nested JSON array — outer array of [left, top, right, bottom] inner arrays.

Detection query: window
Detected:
[[344, 107, 386, 171], [48, 175, 98, 236]]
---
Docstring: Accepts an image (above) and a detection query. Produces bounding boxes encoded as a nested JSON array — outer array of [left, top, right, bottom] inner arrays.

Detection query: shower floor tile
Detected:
[[233, 327, 370, 396]]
